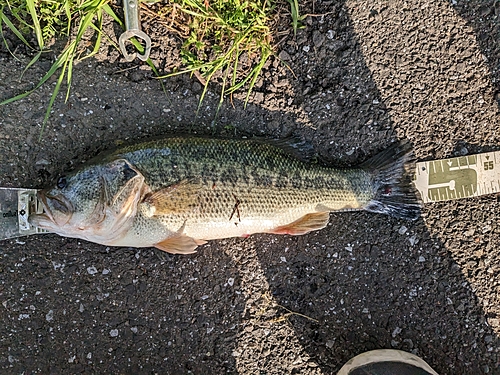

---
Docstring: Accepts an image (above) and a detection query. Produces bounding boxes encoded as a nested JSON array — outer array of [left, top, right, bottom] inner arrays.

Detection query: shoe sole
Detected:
[[337, 349, 439, 375]]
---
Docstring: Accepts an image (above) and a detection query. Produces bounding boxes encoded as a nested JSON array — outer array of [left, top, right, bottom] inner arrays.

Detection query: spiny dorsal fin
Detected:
[[155, 235, 207, 254], [268, 212, 330, 236]]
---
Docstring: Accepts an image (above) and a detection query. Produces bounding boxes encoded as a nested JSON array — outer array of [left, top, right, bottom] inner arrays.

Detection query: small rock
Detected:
[[409, 235, 419, 246], [35, 159, 50, 166], [392, 327, 402, 338], [253, 92, 264, 103], [418, 256, 425, 262], [464, 228, 475, 236], [192, 82, 202, 93], [398, 226, 408, 235], [482, 225, 492, 233], [128, 70, 144, 82], [87, 266, 98, 275], [227, 278, 234, 287], [302, 45, 310, 53], [312, 30, 325, 47], [46, 310, 54, 322], [110, 329, 119, 337], [278, 50, 291, 61]]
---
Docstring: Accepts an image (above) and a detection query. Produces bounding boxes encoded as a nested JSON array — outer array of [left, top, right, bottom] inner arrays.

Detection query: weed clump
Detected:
[[153, 0, 275, 109], [0, 0, 303, 132]]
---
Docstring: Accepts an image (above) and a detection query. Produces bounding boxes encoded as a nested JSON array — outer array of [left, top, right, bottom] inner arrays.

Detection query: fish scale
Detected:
[[105, 138, 377, 243], [29, 137, 420, 253]]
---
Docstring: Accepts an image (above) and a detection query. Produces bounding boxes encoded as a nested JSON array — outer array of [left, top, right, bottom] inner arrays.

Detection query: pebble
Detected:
[[35, 159, 50, 166], [398, 226, 408, 235], [312, 30, 325, 47], [192, 82, 202, 93], [110, 329, 119, 337], [278, 50, 291, 61], [46, 310, 54, 322], [87, 266, 98, 275], [392, 327, 402, 338], [409, 235, 418, 246]]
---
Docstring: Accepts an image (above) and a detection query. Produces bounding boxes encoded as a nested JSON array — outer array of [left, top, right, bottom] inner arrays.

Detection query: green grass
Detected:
[[0, 0, 303, 135], [154, 0, 277, 112], [287, 0, 305, 36], [0, 0, 120, 137]]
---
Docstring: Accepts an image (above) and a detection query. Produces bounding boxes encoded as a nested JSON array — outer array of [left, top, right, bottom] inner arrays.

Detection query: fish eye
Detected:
[[57, 176, 67, 189]]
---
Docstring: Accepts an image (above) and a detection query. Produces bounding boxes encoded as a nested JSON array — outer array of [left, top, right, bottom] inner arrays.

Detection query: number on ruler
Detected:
[[484, 161, 494, 170]]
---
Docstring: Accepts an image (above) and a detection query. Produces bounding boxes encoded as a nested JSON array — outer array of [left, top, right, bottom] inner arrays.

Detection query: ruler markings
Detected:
[[415, 150, 500, 203]]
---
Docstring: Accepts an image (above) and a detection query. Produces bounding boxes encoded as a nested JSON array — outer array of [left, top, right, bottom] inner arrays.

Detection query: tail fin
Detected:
[[361, 142, 422, 220]]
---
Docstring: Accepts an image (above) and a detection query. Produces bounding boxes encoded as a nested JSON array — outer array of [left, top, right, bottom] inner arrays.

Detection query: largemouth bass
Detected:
[[30, 137, 421, 254]]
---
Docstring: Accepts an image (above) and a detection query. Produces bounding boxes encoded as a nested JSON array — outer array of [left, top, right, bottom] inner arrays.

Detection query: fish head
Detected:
[[30, 159, 145, 244]]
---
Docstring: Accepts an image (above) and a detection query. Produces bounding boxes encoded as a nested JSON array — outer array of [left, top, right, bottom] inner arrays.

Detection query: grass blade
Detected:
[[20, 50, 42, 79], [0, 9, 32, 49], [25, 0, 43, 49]]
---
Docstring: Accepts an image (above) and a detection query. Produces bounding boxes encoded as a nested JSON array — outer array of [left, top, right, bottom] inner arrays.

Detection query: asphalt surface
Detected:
[[0, 0, 499, 374]]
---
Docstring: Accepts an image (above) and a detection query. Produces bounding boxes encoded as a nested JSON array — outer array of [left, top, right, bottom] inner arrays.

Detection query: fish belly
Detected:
[[176, 183, 368, 241]]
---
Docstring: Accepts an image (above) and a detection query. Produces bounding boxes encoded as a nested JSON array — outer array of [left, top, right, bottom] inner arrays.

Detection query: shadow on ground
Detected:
[[0, 0, 500, 374], [255, 1, 500, 374]]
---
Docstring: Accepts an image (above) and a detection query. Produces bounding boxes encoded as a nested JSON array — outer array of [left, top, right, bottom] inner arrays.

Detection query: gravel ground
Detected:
[[1, 0, 499, 374]]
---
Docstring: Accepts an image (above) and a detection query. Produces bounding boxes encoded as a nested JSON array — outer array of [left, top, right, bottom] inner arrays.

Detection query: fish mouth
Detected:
[[29, 190, 74, 228]]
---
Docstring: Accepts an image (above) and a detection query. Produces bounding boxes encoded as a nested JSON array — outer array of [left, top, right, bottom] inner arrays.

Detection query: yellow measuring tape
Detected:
[[414, 151, 500, 203]]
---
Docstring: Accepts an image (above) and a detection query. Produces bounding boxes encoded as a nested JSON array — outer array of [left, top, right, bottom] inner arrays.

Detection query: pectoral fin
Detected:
[[142, 180, 200, 217], [155, 235, 208, 254], [269, 212, 330, 235]]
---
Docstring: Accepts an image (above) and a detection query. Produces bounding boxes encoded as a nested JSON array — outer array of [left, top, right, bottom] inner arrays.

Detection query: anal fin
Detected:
[[155, 235, 207, 254], [269, 212, 330, 236]]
